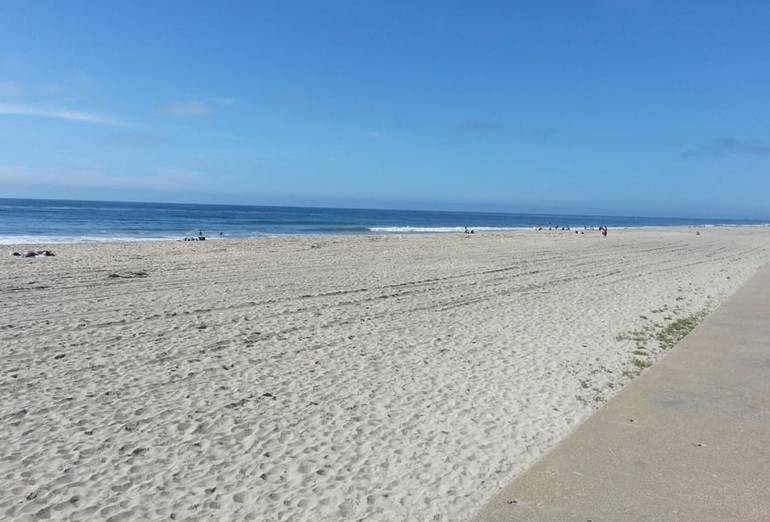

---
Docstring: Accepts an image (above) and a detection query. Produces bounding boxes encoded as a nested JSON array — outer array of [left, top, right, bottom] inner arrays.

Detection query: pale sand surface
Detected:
[[1, 227, 770, 521], [475, 259, 770, 521]]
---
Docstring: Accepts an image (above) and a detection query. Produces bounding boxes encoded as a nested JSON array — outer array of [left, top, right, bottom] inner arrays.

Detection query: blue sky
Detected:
[[1, 1, 769, 218]]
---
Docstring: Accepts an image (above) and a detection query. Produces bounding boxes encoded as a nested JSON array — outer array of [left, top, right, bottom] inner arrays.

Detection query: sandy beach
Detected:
[[2, 227, 770, 521]]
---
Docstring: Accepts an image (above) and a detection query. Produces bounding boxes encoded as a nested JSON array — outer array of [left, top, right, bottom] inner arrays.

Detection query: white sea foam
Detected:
[[2, 223, 767, 245], [0, 235, 180, 245], [368, 226, 533, 233], [705, 223, 770, 228]]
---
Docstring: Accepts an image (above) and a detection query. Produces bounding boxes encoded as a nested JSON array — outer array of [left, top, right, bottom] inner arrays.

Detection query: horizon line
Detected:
[[0, 195, 767, 223]]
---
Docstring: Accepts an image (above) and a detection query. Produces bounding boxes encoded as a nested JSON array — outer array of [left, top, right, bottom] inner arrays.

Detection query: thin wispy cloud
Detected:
[[0, 75, 98, 105], [597, 0, 644, 7], [163, 100, 212, 117], [0, 81, 23, 97], [102, 131, 165, 147], [162, 97, 236, 117], [365, 130, 388, 140], [458, 120, 506, 135], [0, 103, 127, 126], [684, 137, 770, 159], [457, 120, 554, 139], [275, 93, 316, 108], [213, 97, 236, 107]]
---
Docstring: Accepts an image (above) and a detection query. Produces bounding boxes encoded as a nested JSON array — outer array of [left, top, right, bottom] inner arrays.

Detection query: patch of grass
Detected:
[[616, 306, 709, 381], [656, 312, 707, 350], [616, 327, 652, 344]]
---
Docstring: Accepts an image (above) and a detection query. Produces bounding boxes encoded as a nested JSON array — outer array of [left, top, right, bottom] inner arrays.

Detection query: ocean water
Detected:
[[0, 198, 766, 244]]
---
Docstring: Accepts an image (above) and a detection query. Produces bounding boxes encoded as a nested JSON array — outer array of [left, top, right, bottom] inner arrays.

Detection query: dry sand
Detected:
[[2, 227, 769, 521]]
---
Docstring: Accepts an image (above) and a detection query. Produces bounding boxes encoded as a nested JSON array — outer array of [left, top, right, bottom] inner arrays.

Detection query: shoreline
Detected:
[[3, 227, 770, 520], [3, 224, 770, 247]]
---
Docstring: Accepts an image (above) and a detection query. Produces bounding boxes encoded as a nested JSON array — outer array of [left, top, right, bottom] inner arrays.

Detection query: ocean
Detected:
[[0, 198, 766, 244]]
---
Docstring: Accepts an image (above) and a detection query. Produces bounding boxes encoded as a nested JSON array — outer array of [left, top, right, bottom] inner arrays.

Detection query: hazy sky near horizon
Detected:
[[1, 1, 769, 218]]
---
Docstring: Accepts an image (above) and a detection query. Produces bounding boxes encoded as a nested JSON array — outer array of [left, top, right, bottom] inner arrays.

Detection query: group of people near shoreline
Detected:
[[535, 225, 609, 237], [182, 230, 226, 241]]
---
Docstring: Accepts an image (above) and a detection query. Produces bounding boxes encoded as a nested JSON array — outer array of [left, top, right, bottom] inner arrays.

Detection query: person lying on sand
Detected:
[[10, 250, 55, 258]]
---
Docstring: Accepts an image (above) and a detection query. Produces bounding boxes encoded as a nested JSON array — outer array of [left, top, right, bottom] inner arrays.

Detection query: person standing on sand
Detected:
[[602, 226, 608, 238]]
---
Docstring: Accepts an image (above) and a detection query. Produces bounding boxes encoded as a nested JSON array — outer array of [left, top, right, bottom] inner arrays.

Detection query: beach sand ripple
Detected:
[[1, 228, 769, 521]]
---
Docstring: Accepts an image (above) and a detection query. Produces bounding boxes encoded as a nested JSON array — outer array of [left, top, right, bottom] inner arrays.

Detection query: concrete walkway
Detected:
[[474, 263, 770, 522]]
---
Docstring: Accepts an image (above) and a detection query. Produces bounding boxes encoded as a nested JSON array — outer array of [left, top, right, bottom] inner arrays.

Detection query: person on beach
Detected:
[[11, 250, 55, 257], [602, 226, 608, 237]]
